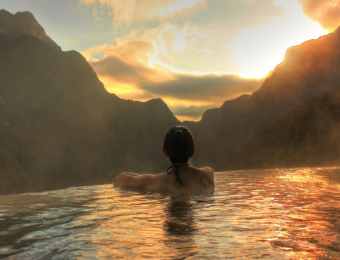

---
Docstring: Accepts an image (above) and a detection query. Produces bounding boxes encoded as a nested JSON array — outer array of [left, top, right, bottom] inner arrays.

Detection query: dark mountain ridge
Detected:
[[215, 84, 340, 170], [0, 9, 61, 51], [2, 8, 340, 194], [186, 27, 340, 167], [0, 33, 179, 195]]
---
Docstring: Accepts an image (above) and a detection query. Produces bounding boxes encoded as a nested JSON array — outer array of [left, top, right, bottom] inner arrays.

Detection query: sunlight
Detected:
[[162, 98, 213, 107], [176, 115, 198, 122], [162, 98, 216, 122], [149, 57, 245, 78], [230, 0, 328, 79], [99, 76, 146, 97]]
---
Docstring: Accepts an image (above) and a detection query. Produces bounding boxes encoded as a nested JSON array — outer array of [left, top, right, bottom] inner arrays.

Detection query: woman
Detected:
[[113, 126, 215, 193]]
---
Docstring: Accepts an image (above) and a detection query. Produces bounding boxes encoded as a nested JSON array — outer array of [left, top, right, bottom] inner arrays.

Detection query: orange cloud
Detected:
[[79, 0, 288, 77], [298, 0, 340, 32], [113, 22, 239, 74], [82, 39, 263, 121], [141, 73, 262, 102]]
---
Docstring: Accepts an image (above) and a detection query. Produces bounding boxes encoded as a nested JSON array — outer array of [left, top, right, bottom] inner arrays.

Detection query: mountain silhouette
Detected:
[[215, 84, 340, 170], [0, 11, 179, 195], [0, 9, 61, 51], [2, 9, 340, 194], [186, 26, 340, 168]]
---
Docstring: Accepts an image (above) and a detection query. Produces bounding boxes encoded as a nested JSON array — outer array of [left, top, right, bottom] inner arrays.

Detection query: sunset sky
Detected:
[[1, 0, 339, 121]]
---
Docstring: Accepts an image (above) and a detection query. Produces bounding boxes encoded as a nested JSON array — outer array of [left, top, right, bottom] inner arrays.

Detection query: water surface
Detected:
[[1, 167, 340, 259]]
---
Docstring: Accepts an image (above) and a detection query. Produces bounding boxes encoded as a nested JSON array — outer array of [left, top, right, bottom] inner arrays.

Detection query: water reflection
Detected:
[[165, 197, 195, 235], [1, 168, 340, 259], [163, 197, 197, 258], [261, 168, 340, 259]]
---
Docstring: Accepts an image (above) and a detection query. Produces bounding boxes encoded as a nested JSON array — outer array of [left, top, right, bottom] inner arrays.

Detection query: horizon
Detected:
[[1, 0, 338, 121]]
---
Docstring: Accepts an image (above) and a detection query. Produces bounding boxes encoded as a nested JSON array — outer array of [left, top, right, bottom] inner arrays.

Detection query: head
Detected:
[[163, 126, 195, 164]]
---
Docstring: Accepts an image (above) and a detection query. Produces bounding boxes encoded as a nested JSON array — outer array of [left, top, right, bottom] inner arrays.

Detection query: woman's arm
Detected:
[[113, 173, 155, 189]]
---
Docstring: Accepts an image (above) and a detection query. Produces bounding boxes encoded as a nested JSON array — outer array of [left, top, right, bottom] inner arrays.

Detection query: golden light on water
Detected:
[[2, 167, 340, 258]]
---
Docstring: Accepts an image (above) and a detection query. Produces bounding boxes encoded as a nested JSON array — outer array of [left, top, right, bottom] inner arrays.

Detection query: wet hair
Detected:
[[163, 125, 195, 164]]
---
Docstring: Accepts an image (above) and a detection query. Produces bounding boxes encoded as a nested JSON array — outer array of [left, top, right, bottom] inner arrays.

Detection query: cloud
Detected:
[[85, 41, 159, 86], [141, 74, 262, 102], [86, 40, 262, 102], [78, 0, 291, 77], [84, 39, 263, 120], [78, 0, 329, 80], [77, 0, 327, 119], [166, 0, 204, 13], [80, 0, 284, 31], [298, 0, 340, 32], [170, 104, 216, 121], [171, 104, 214, 117], [229, 0, 328, 78], [79, 0, 206, 28], [92, 9, 102, 21], [186, 0, 285, 30], [112, 22, 240, 73], [91, 56, 152, 85]]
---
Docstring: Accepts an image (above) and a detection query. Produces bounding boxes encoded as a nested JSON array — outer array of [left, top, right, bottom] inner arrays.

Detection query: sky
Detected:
[[1, 0, 339, 121]]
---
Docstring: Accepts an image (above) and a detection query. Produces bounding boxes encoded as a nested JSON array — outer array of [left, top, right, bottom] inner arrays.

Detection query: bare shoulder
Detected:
[[197, 166, 215, 187], [113, 172, 171, 190], [200, 166, 214, 172], [199, 166, 214, 176]]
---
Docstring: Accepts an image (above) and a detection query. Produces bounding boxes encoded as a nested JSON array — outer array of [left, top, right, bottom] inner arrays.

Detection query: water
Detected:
[[1, 167, 340, 259]]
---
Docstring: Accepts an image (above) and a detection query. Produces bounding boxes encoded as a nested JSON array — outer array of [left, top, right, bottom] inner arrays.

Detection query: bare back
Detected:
[[113, 166, 215, 194]]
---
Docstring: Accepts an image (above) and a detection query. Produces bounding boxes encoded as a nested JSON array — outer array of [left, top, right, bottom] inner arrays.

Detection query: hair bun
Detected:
[[174, 129, 184, 142], [175, 129, 183, 135]]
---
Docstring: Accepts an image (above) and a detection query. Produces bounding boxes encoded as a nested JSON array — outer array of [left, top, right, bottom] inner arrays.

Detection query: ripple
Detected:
[[1, 168, 340, 259]]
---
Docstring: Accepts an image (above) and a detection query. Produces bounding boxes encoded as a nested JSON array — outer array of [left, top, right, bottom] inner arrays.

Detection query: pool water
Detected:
[[1, 167, 340, 259]]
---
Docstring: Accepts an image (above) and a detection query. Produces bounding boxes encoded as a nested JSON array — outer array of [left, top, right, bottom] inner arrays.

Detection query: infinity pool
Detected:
[[1, 167, 340, 259]]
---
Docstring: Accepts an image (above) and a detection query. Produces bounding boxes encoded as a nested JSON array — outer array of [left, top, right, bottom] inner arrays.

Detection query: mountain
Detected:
[[0, 9, 61, 51], [186, 27, 340, 168], [215, 84, 340, 170], [0, 12, 179, 195], [3, 8, 340, 194]]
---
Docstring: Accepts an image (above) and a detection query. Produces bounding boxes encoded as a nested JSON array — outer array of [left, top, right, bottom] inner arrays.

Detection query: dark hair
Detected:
[[163, 126, 195, 164]]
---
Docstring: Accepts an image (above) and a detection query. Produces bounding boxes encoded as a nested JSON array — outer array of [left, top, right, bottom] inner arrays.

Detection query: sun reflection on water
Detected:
[[1, 167, 340, 259]]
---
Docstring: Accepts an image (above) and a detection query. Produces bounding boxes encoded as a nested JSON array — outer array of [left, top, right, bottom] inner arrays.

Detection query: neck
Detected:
[[171, 162, 189, 166]]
